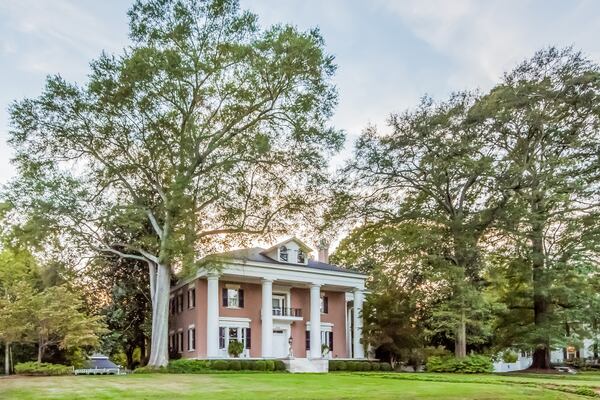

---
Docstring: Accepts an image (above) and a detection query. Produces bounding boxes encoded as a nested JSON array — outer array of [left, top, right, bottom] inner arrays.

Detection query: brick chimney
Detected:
[[317, 239, 329, 264]]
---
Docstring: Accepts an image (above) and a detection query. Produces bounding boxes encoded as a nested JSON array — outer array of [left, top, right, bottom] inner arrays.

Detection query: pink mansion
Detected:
[[169, 238, 367, 371]]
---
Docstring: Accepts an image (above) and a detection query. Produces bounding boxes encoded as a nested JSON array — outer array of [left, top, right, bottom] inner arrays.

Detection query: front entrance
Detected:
[[272, 329, 288, 358]]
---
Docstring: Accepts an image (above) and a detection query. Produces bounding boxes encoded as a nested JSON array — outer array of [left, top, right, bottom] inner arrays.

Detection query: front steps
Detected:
[[282, 358, 328, 373]]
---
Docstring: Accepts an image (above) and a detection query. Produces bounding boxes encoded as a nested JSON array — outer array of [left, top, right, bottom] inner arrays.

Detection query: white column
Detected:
[[206, 274, 219, 358], [353, 289, 364, 359], [309, 284, 322, 359], [261, 278, 273, 358]]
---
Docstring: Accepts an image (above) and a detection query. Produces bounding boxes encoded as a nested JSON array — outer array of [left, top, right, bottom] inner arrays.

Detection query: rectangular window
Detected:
[[321, 331, 333, 351], [177, 331, 184, 353], [170, 297, 176, 315], [188, 288, 196, 309], [320, 296, 329, 314], [219, 326, 250, 351], [219, 327, 225, 349], [177, 293, 184, 313], [222, 288, 244, 308], [188, 327, 196, 351], [169, 334, 175, 351]]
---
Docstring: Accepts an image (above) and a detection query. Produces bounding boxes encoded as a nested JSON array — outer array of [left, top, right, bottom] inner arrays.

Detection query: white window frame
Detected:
[[188, 325, 196, 352]]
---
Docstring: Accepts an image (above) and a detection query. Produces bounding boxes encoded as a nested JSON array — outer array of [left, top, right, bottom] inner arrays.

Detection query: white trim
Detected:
[[219, 317, 251, 328], [188, 324, 195, 329], [306, 322, 334, 332], [188, 283, 195, 289]]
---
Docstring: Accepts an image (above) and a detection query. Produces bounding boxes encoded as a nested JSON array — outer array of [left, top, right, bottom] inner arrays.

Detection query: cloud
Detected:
[[377, 0, 600, 91]]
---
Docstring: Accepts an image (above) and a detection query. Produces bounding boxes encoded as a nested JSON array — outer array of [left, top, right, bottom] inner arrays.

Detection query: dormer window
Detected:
[[297, 249, 305, 264], [279, 246, 288, 262]]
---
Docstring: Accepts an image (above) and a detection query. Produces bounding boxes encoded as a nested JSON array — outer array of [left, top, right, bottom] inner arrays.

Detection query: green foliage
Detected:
[[264, 360, 275, 371], [15, 362, 72, 376], [425, 355, 493, 374], [274, 360, 286, 371], [328, 360, 389, 372], [254, 360, 267, 371], [501, 351, 519, 364], [211, 360, 229, 370], [229, 360, 241, 371], [133, 365, 166, 374], [167, 359, 210, 373], [227, 340, 244, 358]]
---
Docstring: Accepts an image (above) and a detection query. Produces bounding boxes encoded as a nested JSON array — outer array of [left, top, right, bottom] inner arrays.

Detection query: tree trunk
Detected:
[[147, 262, 170, 367], [4, 342, 9, 375], [125, 347, 135, 370], [141, 339, 147, 366], [37, 342, 43, 363], [455, 312, 467, 358], [531, 346, 550, 369], [530, 192, 551, 369]]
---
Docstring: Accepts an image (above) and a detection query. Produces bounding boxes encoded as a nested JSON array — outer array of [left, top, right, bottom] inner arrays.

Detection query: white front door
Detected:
[[272, 329, 287, 358]]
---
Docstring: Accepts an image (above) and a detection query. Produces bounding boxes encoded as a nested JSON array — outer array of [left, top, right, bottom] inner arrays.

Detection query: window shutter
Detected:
[[245, 328, 251, 349], [305, 330, 310, 350], [219, 327, 225, 349], [329, 332, 333, 351], [323, 296, 329, 314], [239, 289, 244, 308], [222, 288, 228, 307], [192, 328, 196, 350]]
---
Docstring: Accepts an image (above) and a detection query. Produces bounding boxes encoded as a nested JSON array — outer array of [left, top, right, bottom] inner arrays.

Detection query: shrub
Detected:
[[239, 360, 253, 371], [15, 362, 72, 376], [168, 359, 210, 373], [380, 362, 392, 372], [265, 360, 275, 371], [371, 362, 381, 371], [426, 355, 493, 373], [501, 351, 519, 364], [274, 360, 286, 371], [228, 341, 244, 358], [211, 360, 229, 370], [254, 360, 267, 371], [134, 366, 167, 374], [229, 360, 241, 371]]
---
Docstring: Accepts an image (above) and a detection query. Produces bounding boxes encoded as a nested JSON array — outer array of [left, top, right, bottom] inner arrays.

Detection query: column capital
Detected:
[[207, 272, 220, 279], [353, 287, 363, 294], [261, 278, 273, 284], [310, 283, 322, 289]]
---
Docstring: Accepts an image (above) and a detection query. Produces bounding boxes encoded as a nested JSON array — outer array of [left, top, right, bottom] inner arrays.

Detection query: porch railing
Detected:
[[272, 307, 302, 317]]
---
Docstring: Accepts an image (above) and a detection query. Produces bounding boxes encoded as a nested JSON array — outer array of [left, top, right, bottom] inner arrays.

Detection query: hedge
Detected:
[[425, 355, 493, 373], [135, 359, 287, 373], [15, 362, 72, 376], [328, 360, 392, 372]]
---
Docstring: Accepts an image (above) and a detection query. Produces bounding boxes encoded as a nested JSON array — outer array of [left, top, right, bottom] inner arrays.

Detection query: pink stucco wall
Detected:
[[219, 281, 263, 357], [170, 279, 349, 359]]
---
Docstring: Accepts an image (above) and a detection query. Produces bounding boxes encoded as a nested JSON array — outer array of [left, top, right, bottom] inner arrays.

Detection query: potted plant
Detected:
[[228, 341, 244, 358]]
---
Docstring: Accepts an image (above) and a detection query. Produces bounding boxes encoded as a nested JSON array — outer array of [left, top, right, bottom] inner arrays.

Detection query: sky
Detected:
[[1, 0, 600, 187]]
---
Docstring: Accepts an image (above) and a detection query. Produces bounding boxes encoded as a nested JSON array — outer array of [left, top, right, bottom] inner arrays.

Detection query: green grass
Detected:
[[1, 372, 599, 399]]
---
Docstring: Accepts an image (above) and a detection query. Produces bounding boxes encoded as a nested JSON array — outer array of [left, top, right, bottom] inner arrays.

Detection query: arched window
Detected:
[[279, 246, 288, 262], [297, 249, 305, 264]]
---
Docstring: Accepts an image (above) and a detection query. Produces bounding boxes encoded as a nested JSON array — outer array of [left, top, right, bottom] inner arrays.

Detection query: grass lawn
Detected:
[[1, 372, 599, 399]]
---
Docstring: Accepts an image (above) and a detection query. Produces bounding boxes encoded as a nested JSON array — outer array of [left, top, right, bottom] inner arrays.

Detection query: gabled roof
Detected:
[[215, 247, 360, 274], [262, 237, 314, 253]]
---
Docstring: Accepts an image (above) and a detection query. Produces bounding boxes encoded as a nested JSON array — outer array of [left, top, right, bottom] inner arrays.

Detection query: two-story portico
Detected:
[[169, 237, 367, 369]]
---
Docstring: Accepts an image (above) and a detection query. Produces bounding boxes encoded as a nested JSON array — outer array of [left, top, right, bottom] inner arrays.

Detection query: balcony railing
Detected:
[[272, 307, 302, 318]]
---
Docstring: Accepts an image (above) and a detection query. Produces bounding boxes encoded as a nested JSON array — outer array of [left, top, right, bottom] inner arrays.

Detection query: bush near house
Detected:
[[328, 360, 392, 372], [15, 362, 73, 376], [425, 355, 493, 373], [134, 359, 286, 373]]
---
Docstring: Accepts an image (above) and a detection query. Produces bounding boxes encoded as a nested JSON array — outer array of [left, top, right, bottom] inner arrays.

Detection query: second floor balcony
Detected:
[[269, 307, 303, 321]]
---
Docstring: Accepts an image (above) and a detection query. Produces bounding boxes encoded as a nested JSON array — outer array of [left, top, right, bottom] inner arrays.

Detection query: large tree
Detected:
[[7, 0, 342, 367], [478, 47, 600, 369], [338, 92, 516, 357]]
